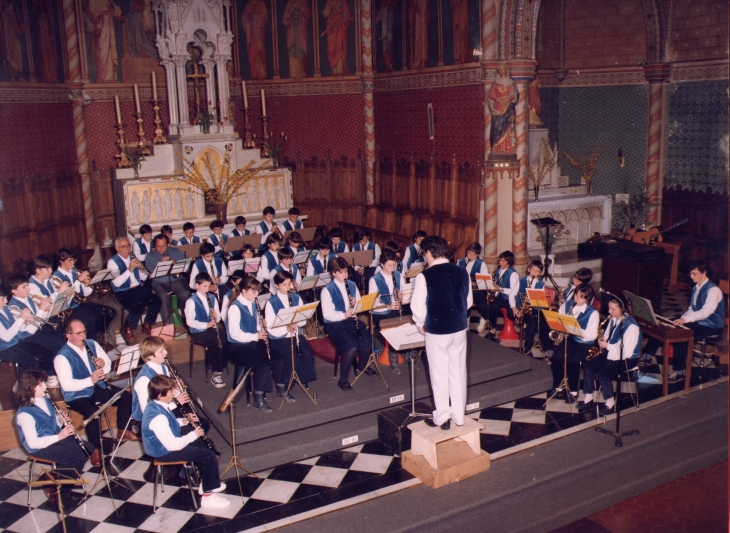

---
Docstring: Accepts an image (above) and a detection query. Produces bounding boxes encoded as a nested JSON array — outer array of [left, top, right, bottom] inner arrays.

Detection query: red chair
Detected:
[[498, 308, 520, 341]]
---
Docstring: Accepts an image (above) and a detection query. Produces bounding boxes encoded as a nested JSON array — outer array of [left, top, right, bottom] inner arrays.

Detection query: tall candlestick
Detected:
[[260, 88, 267, 115], [133, 84, 141, 114], [114, 95, 122, 123], [151, 72, 157, 101], [242, 80, 249, 109]]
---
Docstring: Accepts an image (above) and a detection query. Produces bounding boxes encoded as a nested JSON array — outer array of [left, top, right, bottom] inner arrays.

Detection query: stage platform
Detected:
[[184, 334, 553, 473]]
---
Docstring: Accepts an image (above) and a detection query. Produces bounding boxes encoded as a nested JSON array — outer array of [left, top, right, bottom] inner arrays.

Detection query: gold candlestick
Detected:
[[115, 121, 132, 168], [260, 114, 271, 158], [243, 107, 255, 148], [134, 111, 151, 155], [152, 100, 166, 144]]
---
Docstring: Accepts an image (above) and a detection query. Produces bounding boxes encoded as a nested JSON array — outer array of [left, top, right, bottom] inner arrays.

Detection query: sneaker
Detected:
[[211, 373, 226, 388], [477, 318, 488, 333], [198, 481, 226, 495], [200, 493, 230, 509]]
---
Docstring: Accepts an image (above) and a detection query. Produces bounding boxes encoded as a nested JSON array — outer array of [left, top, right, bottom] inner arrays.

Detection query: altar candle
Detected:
[[151, 72, 157, 101], [134, 84, 141, 114], [242, 80, 249, 109], [261, 88, 267, 115], [114, 95, 122, 124]]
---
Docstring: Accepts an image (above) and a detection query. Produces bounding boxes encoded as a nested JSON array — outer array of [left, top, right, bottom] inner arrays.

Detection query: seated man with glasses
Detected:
[[144, 234, 192, 325]]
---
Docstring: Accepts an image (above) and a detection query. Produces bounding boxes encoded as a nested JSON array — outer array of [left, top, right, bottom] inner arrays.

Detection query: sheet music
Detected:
[[115, 345, 141, 376], [150, 260, 173, 278], [228, 259, 244, 273], [170, 258, 192, 276], [405, 263, 426, 279], [293, 250, 311, 264], [89, 269, 112, 284], [354, 292, 378, 314], [380, 323, 425, 350], [400, 283, 414, 305], [475, 273, 494, 291]]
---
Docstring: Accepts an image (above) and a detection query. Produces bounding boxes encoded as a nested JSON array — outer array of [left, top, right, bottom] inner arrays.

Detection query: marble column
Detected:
[[643, 63, 672, 227]]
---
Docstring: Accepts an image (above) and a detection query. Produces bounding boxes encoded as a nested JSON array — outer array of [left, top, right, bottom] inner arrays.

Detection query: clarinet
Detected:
[[44, 392, 90, 457], [254, 299, 272, 361], [287, 290, 301, 354], [84, 340, 110, 389], [391, 272, 402, 318], [209, 293, 223, 349], [344, 281, 362, 339]]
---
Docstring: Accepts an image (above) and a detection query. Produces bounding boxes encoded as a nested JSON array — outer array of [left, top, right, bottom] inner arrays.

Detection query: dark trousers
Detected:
[[114, 287, 163, 328], [156, 439, 221, 493], [523, 312, 551, 352], [191, 327, 227, 373], [228, 340, 272, 392], [69, 302, 116, 342], [326, 319, 372, 386], [473, 290, 489, 320], [583, 352, 638, 400], [29, 438, 95, 490], [0, 340, 47, 375], [489, 297, 514, 327], [151, 279, 191, 324], [550, 337, 592, 392], [24, 329, 65, 375], [67, 385, 133, 446], [269, 335, 317, 385]]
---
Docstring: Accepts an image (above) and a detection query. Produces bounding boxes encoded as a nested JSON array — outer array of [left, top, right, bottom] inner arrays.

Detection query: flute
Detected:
[[44, 392, 90, 457]]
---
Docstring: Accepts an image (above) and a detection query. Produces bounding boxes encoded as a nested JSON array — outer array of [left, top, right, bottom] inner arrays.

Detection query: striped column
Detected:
[[63, 0, 96, 248], [484, 168, 498, 264], [642, 64, 671, 227], [481, 0, 498, 60], [512, 84, 528, 265], [361, 0, 375, 205]]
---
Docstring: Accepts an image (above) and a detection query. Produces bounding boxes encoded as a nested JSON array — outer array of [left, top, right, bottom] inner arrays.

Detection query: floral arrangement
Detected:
[[563, 140, 603, 195], [526, 138, 557, 200], [611, 189, 659, 232], [269, 132, 288, 167], [124, 148, 146, 177], [535, 224, 571, 255], [175, 152, 270, 204]]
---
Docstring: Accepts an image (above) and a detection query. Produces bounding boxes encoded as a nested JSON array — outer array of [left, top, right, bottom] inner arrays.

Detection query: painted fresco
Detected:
[[317, 0, 356, 77]]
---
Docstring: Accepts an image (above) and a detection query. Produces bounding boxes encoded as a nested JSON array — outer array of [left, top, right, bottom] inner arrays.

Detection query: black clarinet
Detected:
[[209, 293, 223, 349], [344, 281, 362, 339], [392, 272, 402, 318], [83, 340, 110, 389], [287, 290, 301, 354], [254, 299, 272, 361], [44, 392, 90, 457]]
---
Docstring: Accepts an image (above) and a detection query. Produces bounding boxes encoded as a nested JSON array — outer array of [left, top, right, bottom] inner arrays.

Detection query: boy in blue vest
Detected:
[[189, 243, 229, 295], [352, 229, 380, 290], [256, 206, 279, 247], [257, 233, 282, 284], [54, 319, 139, 450], [185, 273, 227, 388], [559, 267, 593, 313], [177, 222, 201, 246], [580, 295, 642, 416], [307, 238, 335, 277], [329, 228, 349, 254], [208, 220, 228, 258], [15, 370, 96, 502], [401, 230, 427, 276], [160, 225, 174, 244], [142, 375, 229, 509], [0, 285, 52, 377], [457, 242, 490, 333], [518, 260, 547, 354], [488, 250, 521, 335], [282, 207, 303, 232], [369, 250, 407, 373], [133, 225, 154, 262], [231, 216, 250, 237], [269, 247, 303, 296], [322, 257, 375, 391]]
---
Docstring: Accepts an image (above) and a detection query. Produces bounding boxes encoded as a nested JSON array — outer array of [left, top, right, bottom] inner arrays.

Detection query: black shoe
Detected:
[[339, 382, 353, 392], [253, 392, 272, 412], [276, 384, 296, 403], [552, 389, 567, 400], [565, 393, 578, 404], [362, 367, 377, 376], [599, 404, 615, 416], [577, 400, 595, 413], [424, 418, 451, 430]]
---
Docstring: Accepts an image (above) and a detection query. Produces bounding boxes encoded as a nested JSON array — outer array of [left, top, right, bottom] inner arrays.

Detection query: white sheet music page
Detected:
[[380, 323, 425, 350]]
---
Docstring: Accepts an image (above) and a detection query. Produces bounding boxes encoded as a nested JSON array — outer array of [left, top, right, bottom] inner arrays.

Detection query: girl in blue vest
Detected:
[[323, 257, 375, 391], [307, 238, 336, 277], [257, 233, 282, 285], [269, 248, 303, 296], [457, 242, 490, 333], [231, 216, 251, 237], [0, 284, 51, 379], [549, 285, 599, 403], [141, 375, 229, 510], [580, 295, 642, 416], [133, 224, 153, 262], [286, 231, 307, 257], [518, 260, 547, 354], [369, 250, 407, 373], [225, 276, 275, 412], [375, 241, 402, 275], [184, 273, 228, 389], [265, 271, 317, 401], [208, 220, 229, 258], [282, 207, 303, 232], [220, 269, 247, 324], [559, 268, 593, 313], [189, 243, 229, 295], [352, 229, 380, 288], [15, 370, 95, 502], [401, 230, 427, 276]]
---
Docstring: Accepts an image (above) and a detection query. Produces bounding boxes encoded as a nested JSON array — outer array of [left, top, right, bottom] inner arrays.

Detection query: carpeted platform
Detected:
[[183, 333, 553, 472]]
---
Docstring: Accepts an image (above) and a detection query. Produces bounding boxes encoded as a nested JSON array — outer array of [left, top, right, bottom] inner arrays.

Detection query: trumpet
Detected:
[[271, 223, 283, 239], [549, 330, 565, 345], [8, 305, 59, 330], [287, 290, 301, 354], [44, 392, 90, 457], [344, 280, 362, 339], [391, 272, 402, 318], [130, 253, 151, 276], [52, 273, 88, 306]]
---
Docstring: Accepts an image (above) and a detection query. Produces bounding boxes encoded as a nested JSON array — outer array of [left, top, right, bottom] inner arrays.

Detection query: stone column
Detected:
[[361, 0, 375, 205], [642, 64, 672, 226], [174, 56, 191, 127], [162, 59, 180, 135]]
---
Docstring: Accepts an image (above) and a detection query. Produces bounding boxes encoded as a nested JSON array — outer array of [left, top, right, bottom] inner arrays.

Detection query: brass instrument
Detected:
[[344, 281, 362, 339], [549, 329, 565, 345], [254, 299, 272, 360], [392, 272, 402, 318], [163, 358, 218, 455], [270, 223, 283, 239], [130, 253, 151, 277], [44, 392, 90, 456], [8, 305, 59, 330], [513, 293, 532, 327], [586, 315, 611, 360], [84, 340, 111, 389]]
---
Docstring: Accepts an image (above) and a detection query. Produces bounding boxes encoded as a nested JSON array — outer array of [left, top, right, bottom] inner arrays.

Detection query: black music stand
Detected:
[[531, 217, 562, 293]]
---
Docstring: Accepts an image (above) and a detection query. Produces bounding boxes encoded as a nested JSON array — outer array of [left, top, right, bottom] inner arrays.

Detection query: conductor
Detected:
[[411, 236, 472, 430]]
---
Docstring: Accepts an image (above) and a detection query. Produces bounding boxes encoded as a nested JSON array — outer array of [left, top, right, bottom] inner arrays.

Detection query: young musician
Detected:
[[369, 250, 407, 373], [54, 319, 139, 447], [282, 207, 303, 232], [560, 268, 593, 312], [255, 206, 279, 246], [411, 236, 472, 430], [375, 241, 402, 274], [322, 258, 375, 391], [225, 277, 275, 412], [27, 255, 70, 331], [133, 225, 154, 262], [307, 238, 336, 277], [401, 230, 427, 276], [265, 271, 317, 401], [231, 216, 250, 237], [580, 295, 642, 416], [208, 220, 228, 258], [160, 225, 174, 244], [185, 273, 228, 389], [257, 233, 282, 284], [16, 369, 97, 500], [144, 234, 191, 325], [176, 222, 201, 246], [352, 229, 380, 271], [518, 260, 546, 354], [286, 231, 307, 256], [109, 237, 163, 344], [269, 248, 302, 296], [141, 375, 229, 509], [457, 242, 489, 333], [549, 285, 599, 403], [189, 243, 229, 295], [329, 228, 349, 254], [220, 270, 246, 323], [488, 250, 520, 332]]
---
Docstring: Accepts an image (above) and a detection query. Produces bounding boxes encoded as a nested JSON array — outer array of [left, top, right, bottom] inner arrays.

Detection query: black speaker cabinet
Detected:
[[601, 241, 665, 309]]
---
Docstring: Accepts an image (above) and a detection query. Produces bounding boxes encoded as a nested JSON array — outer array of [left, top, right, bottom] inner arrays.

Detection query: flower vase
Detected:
[[213, 202, 228, 224], [586, 180, 592, 196], [271, 155, 279, 167], [201, 123, 210, 134], [533, 185, 540, 201]]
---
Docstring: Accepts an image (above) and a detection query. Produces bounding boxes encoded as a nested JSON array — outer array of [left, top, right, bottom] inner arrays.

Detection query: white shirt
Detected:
[[189, 259, 229, 289], [134, 361, 177, 416], [28, 276, 61, 300], [401, 245, 420, 275], [227, 295, 261, 343], [0, 307, 37, 339], [603, 318, 640, 361], [269, 264, 301, 296], [355, 241, 380, 268], [568, 303, 599, 343], [184, 292, 221, 331], [368, 272, 406, 315], [108, 255, 147, 289], [57, 266, 92, 297], [54, 340, 112, 393], [682, 279, 724, 323], [411, 258, 474, 329], [133, 238, 153, 262], [17, 398, 59, 450], [257, 251, 279, 283], [255, 221, 275, 244], [462, 258, 488, 279], [148, 400, 198, 451], [306, 253, 331, 277], [221, 292, 233, 324], [13, 295, 50, 320], [495, 268, 520, 308], [265, 295, 306, 338], [321, 280, 361, 322]]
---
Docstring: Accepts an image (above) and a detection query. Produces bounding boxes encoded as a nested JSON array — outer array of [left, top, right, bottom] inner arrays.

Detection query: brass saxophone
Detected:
[[586, 316, 611, 360], [513, 294, 532, 327]]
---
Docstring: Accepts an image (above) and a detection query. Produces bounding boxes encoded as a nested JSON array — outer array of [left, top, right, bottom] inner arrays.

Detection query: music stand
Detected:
[[110, 345, 142, 461], [149, 259, 190, 337], [524, 288, 552, 359], [26, 467, 89, 532], [350, 292, 388, 389], [542, 309, 583, 411], [176, 243, 202, 258], [283, 226, 317, 243], [298, 273, 331, 339], [530, 217, 562, 293], [475, 273, 500, 336], [404, 262, 426, 280]]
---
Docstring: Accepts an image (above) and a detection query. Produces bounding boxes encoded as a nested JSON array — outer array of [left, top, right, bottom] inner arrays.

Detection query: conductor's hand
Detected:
[[674, 318, 686, 326], [193, 426, 205, 438], [40, 297, 52, 311], [257, 331, 268, 341], [90, 368, 105, 384], [598, 339, 609, 349], [18, 308, 32, 322], [57, 426, 75, 440], [417, 325, 425, 335]]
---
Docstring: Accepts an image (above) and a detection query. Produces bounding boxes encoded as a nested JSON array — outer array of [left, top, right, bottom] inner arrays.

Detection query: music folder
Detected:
[[293, 250, 313, 265], [270, 301, 319, 329], [475, 273, 495, 291], [526, 288, 551, 309], [337, 250, 374, 268], [283, 227, 317, 243], [88, 269, 113, 285], [176, 243, 202, 258], [542, 310, 583, 338], [354, 292, 378, 314], [404, 262, 426, 279]]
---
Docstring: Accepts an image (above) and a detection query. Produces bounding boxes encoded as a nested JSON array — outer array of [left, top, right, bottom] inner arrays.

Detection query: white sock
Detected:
[[584, 394, 593, 403], [605, 397, 615, 409], [570, 391, 578, 397]]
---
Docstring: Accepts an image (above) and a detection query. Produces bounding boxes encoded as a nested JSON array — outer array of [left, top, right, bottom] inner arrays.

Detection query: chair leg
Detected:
[[153, 465, 160, 513], [27, 460, 35, 507], [183, 462, 198, 510], [333, 349, 339, 378], [189, 343, 194, 378]]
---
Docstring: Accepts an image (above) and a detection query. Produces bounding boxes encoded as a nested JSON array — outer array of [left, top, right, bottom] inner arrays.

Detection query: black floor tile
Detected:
[[314, 450, 358, 470], [46, 515, 99, 533], [91, 478, 146, 501], [160, 485, 200, 512], [359, 441, 394, 456], [220, 509, 266, 532], [478, 406, 515, 421], [289, 482, 329, 501], [339, 469, 380, 486], [104, 501, 156, 529], [225, 474, 264, 498], [0, 457, 27, 478], [0, 478, 29, 500], [513, 397, 549, 410], [267, 463, 313, 483], [482, 437, 514, 454], [0, 501, 35, 529], [177, 511, 228, 533], [238, 497, 279, 516], [250, 494, 327, 524]]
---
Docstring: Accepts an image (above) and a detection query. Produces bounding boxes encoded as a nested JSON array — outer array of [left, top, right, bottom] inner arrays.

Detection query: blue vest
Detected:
[[132, 363, 168, 421], [405, 245, 424, 269], [141, 401, 180, 458], [324, 280, 357, 323], [227, 300, 259, 343], [16, 400, 61, 454], [691, 281, 725, 329], [421, 263, 470, 335], [0, 308, 19, 351], [310, 253, 335, 275], [51, 269, 80, 309], [29, 277, 54, 297], [9, 297, 37, 339], [333, 241, 347, 254], [574, 306, 597, 345], [57, 342, 105, 402], [135, 238, 150, 256], [283, 219, 302, 231], [517, 276, 545, 306], [189, 292, 217, 334], [606, 316, 643, 359], [353, 241, 375, 252], [272, 263, 300, 284], [457, 257, 484, 282], [209, 234, 228, 257], [231, 228, 250, 236], [267, 293, 302, 339], [111, 254, 141, 292], [194, 257, 224, 279], [178, 235, 201, 245], [258, 221, 271, 234], [562, 284, 576, 311], [372, 272, 400, 309], [262, 250, 277, 272], [495, 266, 517, 300]]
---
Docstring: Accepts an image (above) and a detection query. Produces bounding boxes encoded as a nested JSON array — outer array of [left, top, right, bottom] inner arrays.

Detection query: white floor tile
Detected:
[[497, 401, 515, 409], [136, 507, 194, 533], [6, 508, 59, 533], [544, 400, 575, 414], [196, 493, 244, 519], [109, 441, 145, 461], [342, 444, 363, 453], [301, 466, 348, 488], [69, 495, 117, 522], [2, 449, 30, 461], [249, 479, 300, 503], [89, 523, 137, 533], [4, 462, 31, 483], [254, 468, 274, 479], [5, 486, 45, 509], [294, 457, 319, 466], [477, 419, 512, 436], [511, 408, 546, 425], [117, 460, 151, 482], [348, 453, 392, 475], [126, 482, 177, 507]]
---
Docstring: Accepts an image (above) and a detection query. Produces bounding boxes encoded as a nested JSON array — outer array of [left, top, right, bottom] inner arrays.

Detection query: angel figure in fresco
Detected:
[[323, 0, 350, 76], [450, 0, 469, 65], [408, 0, 428, 69], [277, 177, 287, 210], [186, 187, 195, 218], [242, 0, 269, 79], [152, 189, 162, 220], [86, 0, 123, 82], [376, 0, 396, 72], [283, 0, 310, 79], [130, 191, 141, 224], [238, 188, 249, 213], [0, 0, 26, 81], [258, 179, 268, 209], [163, 188, 173, 219], [267, 178, 277, 208], [142, 190, 151, 221], [487, 63, 519, 155], [174, 188, 184, 219], [31, 0, 59, 83], [248, 181, 259, 212], [126, 0, 157, 59]]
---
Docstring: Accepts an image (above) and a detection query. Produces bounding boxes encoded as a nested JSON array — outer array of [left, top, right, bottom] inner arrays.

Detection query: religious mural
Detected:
[[0, 0, 65, 83]]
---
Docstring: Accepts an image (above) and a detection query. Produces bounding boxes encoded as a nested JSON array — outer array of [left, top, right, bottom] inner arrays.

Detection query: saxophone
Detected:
[[513, 294, 532, 327], [586, 316, 611, 360]]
